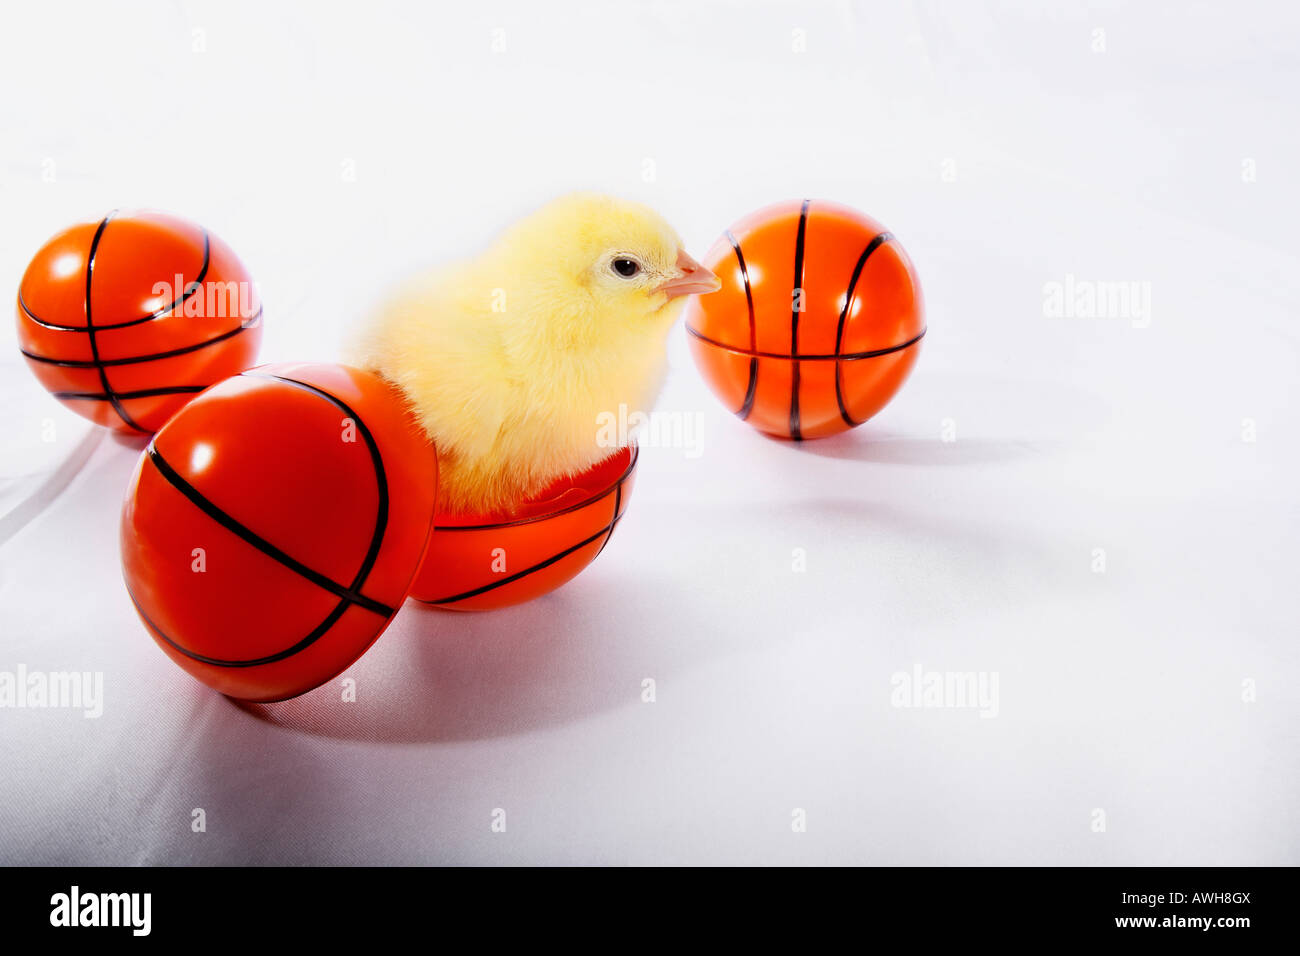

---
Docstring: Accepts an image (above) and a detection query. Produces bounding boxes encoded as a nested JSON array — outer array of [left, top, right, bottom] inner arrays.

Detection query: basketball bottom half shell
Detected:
[[686, 338, 923, 441], [120, 363, 439, 702], [410, 445, 637, 611]]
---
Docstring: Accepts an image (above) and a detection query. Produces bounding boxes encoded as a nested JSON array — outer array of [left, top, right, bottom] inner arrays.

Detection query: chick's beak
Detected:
[[655, 249, 722, 299]]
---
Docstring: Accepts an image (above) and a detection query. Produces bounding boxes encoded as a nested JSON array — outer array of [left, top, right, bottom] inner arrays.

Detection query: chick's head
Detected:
[[495, 193, 721, 332]]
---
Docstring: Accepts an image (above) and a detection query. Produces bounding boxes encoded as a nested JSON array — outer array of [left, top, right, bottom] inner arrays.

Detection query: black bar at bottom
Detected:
[[0, 865, 1287, 943]]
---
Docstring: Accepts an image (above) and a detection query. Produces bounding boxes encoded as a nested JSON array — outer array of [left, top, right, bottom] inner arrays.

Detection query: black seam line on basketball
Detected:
[[17, 229, 211, 332], [125, 578, 366, 669], [724, 230, 759, 421], [592, 478, 625, 561], [52, 385, 207, 401], [789, 199, 811, 441], [421, 512, 626, 606], [19, 313, 258, 368], [684, 325, 926, 361], [436, 444, 641, 532], [835, 231, 895, 427], [238, 370, 393, 614], [145, 447, 394, 618], [83, 212, 147, 433], [150, 230, 211, 319]]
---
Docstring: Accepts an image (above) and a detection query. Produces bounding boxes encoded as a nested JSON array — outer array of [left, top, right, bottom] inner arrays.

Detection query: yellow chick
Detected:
[[349, 193, 720, 515]]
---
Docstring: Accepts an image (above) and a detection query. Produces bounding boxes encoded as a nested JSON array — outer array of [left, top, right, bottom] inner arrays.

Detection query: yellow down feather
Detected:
[[348, 192, 710, 515]]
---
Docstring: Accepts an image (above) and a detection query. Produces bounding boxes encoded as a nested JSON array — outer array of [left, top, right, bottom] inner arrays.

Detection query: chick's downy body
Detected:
[[349, 193, 719, 515]]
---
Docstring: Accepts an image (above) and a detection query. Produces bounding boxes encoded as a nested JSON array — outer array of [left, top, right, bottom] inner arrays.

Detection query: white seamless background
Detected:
[[0, 0, 1296, 865]]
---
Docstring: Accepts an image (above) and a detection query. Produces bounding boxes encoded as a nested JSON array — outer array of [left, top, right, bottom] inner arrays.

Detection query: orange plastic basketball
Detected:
[[120, 363, 438, 701], [410, 445, 637, 611], [16, 209, 262, 434], [683, 199, 924, 440]]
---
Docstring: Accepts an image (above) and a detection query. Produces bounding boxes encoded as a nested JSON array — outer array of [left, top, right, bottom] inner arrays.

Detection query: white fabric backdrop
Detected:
[[1, 0, 1296, 864]]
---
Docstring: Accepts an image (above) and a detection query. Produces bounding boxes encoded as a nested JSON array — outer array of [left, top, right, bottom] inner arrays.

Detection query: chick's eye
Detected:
[[612, 258, 640, 278]]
